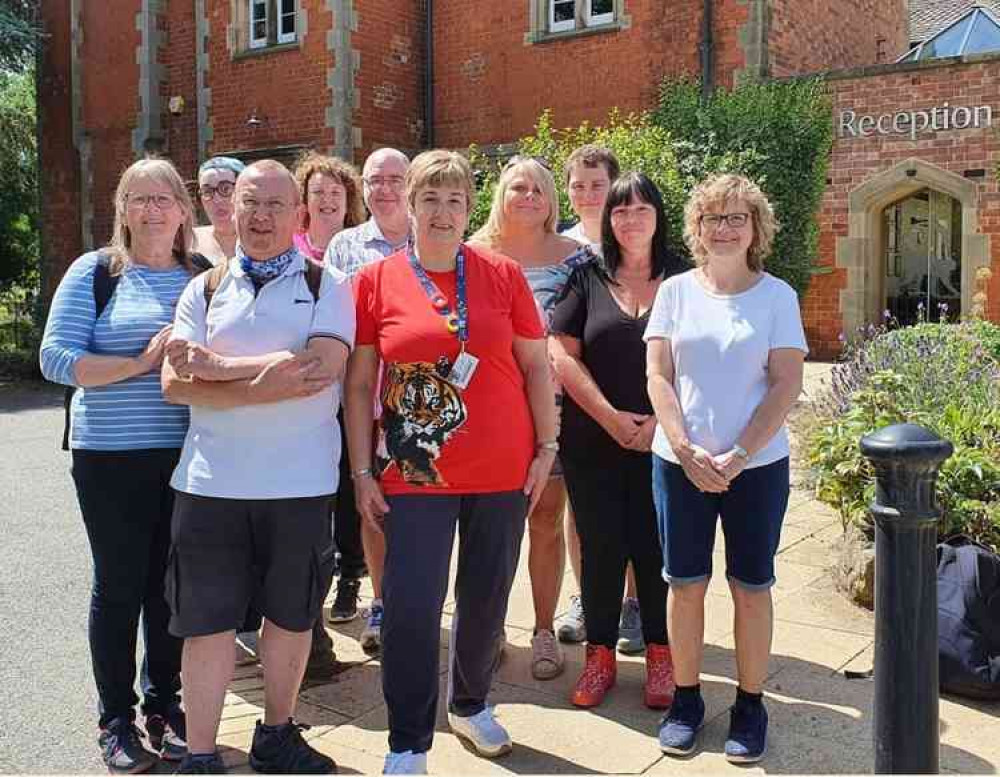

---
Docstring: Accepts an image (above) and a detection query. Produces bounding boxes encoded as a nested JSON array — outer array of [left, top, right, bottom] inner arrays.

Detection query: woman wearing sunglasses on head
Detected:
[[468, 155, 595, 682]]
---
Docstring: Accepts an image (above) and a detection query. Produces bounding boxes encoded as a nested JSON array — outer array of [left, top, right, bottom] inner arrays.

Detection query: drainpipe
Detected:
[[424, 0, 434, 148], [700, 0, 714, 100]]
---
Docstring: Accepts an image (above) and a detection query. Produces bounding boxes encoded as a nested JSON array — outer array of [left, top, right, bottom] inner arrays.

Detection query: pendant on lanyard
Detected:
[[407, 246, 479, 390]]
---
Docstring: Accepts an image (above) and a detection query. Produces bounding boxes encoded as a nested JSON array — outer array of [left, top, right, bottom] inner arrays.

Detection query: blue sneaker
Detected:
[[724, 697, 768, 763], [658, 689, 705, 756], [361, 600, 383, 654]]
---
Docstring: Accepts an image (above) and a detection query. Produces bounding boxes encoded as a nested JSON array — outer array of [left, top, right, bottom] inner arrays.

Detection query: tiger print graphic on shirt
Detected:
[[376, 360, 468, 486]]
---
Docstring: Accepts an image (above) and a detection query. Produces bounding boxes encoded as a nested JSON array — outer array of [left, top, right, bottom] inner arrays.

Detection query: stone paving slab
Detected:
[[214, 363, 1000, 774]]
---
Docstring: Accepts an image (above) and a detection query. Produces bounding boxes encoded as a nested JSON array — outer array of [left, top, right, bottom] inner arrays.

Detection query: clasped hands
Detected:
[[677, 441, 748, 493]]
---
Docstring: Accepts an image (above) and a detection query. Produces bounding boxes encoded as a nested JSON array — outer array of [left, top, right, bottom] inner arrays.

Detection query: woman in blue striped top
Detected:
[[40, 158, 204, 774]]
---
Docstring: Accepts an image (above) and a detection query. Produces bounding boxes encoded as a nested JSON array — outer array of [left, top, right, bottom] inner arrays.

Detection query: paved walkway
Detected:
[[213, 363, 999, 775]]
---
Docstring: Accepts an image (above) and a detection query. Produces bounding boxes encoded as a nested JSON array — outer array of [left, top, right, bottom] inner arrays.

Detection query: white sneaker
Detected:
[[361, 600, 383, 653], [235, 631, 259, 666], [448, 707, 512, 758], [383, 750, 427, 774]]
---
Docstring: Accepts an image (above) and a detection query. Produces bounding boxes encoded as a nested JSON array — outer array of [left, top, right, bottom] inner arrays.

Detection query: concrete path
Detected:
[[2, 371, 997, 774], [211, 362, 999, 775]]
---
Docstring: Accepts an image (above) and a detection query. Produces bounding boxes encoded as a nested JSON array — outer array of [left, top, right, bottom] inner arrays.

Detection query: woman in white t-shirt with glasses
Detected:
[[645, 174, 807, 764]]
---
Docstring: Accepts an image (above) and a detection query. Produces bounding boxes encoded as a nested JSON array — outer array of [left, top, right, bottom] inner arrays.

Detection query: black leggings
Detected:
[[71, 448, 183, 727], [562, 450, 668, 649]]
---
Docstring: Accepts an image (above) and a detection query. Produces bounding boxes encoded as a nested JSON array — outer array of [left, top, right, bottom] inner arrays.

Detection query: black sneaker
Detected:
[[174, 752, 227, 774], [249, 719, 337, 774], [328, 578, 361, 623], [145, 707, 187, 761], [99, 719, 158, 774]]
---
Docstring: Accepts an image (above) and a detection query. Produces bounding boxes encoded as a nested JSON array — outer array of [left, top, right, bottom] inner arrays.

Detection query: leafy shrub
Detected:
[[468, 110, 689, 255], [654, 78, 834, 297], [467, 77, 833, 300], [806, 321, 1000, 551]]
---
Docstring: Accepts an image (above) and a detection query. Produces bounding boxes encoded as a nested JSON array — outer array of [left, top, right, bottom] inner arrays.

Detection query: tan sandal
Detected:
[[531, 628, 565, 680]]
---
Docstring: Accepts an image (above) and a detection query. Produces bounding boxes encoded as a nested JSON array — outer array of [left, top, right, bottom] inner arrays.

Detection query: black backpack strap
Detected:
[[61, 387, 74, 451], [92, 253, 118, 320], [304, 260, 323, 302], [189, 252, 214, 273]]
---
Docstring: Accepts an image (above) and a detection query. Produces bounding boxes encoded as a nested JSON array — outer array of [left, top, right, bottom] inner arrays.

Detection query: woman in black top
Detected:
[[550, 172, 686, 714]]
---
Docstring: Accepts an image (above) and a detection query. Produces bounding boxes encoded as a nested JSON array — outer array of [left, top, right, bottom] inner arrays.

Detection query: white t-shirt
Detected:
[[561, 222, 602, 256], [643, 269, 808, 468], [170, 253, 356, 499]]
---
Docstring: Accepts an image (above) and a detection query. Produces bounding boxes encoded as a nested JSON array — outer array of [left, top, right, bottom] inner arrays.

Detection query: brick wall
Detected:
[[768, 0, 909, 77], [205, 0, 333, 160], [805, 57, 1000, 357], [432, 1, 704, 149], [78, 0, 142, 251], [353, 0, 426, 157], [162, 3, 199, 188], [37, 0, 81, 299]]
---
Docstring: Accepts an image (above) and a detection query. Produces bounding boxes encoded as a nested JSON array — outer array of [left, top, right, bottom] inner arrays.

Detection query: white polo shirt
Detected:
[[170, 252, 356, 499]]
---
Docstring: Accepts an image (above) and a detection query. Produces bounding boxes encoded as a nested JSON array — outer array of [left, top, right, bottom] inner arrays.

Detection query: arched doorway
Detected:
[[883, 189, 962, 324], [836, 158, 990, 335]]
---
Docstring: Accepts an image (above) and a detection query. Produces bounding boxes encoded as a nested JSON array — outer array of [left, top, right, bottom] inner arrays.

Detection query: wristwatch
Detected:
[[732, 444, 750, 460]]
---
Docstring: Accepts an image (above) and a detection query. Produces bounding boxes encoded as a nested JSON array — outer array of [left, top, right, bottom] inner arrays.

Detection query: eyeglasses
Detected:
[[363, 176, 406, 191], [238, 198, 290, 215], [126, 193, 178, 210], [199, 181, 235, 200], [700, 212, 751, 230]]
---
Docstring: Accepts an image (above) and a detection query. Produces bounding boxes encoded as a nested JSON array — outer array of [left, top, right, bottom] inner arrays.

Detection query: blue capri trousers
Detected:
[[652, 455, 790, 590]]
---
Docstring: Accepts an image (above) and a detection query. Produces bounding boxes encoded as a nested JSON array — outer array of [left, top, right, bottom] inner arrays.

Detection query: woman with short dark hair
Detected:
[[551, 172, 685, 716]]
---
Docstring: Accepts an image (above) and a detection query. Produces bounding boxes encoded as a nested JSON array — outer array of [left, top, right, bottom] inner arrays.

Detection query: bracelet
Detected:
[[537, 440, 559, 454], [731, 444, 750, 460], [350, 467, 374, 480]]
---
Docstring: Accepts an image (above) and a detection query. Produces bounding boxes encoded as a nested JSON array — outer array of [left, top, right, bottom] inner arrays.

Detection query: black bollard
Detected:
[[860, 423, 953, 775]]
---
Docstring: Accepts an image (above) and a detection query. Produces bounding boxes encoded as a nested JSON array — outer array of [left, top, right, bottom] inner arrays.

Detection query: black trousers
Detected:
[[71, 449, 183, 728], [562, 449, 668, 649], [333, 409, 367, 580], [381, 491, 527, 754]]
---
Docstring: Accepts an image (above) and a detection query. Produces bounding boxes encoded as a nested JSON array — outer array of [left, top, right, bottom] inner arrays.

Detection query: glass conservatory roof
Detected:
[[898, 6, 1000, 61]]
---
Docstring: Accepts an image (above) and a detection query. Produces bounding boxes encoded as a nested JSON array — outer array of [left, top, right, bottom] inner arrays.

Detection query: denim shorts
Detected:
[[652, 455, 790, 590]]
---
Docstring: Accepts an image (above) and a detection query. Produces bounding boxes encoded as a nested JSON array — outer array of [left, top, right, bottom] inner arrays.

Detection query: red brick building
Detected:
[[37, 1, 1000, 356]]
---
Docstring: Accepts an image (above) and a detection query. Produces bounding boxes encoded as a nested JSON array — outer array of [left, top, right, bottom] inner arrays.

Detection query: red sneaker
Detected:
[[571, 644, 617, 708], [644, 642, 676, 709]]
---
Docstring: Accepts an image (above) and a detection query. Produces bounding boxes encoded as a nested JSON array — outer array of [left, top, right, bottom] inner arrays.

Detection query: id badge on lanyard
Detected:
[[408, 246, 479, 390]]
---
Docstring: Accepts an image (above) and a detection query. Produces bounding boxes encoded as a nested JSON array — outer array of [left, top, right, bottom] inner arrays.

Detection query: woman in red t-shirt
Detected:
[[343, 150, 557, 773]]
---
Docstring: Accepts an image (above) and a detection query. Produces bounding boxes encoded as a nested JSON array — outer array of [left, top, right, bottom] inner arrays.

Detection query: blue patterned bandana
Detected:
[[238, 246, 297, 289]]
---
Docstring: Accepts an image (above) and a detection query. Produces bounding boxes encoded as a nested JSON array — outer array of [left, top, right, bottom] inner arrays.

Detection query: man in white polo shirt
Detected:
[[161, 160, 354, 775]]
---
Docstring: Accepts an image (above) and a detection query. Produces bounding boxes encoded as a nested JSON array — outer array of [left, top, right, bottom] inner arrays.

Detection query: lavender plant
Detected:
[[807, 317, 1000, 551]]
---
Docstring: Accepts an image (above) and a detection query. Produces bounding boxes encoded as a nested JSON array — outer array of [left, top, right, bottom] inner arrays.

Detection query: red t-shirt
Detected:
[[354, 244, 544, 495]]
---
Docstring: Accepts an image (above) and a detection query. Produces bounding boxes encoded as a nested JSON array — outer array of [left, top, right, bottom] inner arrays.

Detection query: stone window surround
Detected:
[[526, 0, 631, 45], [230, 0, 304, 57], [836, 157, 989, 336]]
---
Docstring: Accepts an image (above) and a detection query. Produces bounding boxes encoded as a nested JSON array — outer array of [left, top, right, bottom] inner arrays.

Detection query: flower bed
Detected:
[[804, 319, 1000, 553]]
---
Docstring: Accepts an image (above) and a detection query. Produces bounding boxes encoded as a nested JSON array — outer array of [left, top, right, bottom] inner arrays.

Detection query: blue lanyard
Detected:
[[407, 246, 469, 347]]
